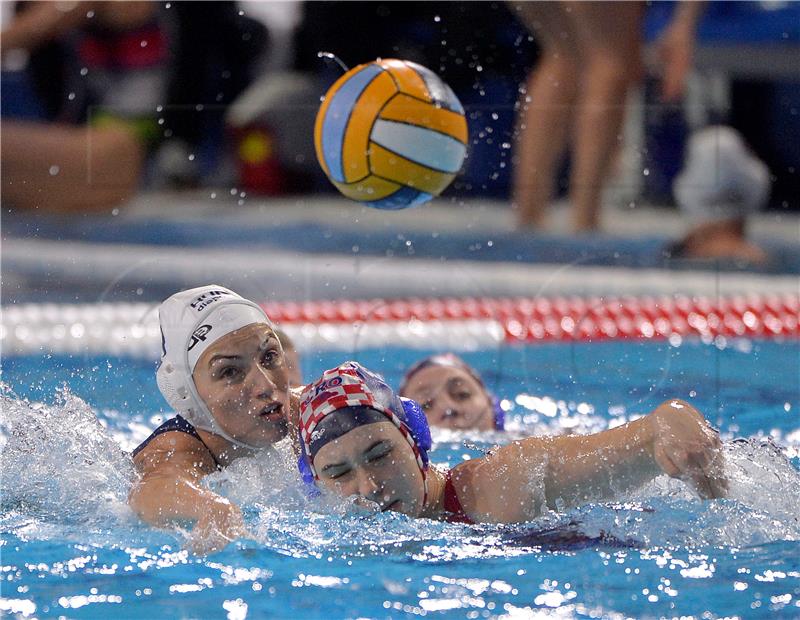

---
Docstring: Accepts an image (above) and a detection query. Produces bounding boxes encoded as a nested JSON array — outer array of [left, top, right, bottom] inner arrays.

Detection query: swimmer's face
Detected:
[[313, 421, 425, 517], [193, 323, 289, 446], [402, 366, 494, 431]]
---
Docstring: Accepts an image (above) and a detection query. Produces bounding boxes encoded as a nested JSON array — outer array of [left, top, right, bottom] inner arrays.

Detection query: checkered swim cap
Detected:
[[298, 361, 430, 504]]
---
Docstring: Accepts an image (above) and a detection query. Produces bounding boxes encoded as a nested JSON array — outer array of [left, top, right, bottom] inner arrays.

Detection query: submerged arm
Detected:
[[453, 399, 726, 523]]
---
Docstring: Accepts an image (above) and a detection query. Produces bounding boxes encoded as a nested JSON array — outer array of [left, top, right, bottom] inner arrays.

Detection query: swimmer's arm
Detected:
[[128, 433, 241, 529], [454, 399, 725, 523], [1, 2, 96, 54]]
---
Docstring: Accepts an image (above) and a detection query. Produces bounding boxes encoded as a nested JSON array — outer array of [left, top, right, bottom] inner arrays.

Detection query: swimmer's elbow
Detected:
[[128, 480, 165, 525]]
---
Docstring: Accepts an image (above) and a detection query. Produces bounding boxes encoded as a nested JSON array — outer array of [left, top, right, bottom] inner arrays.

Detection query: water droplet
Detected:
[[86, 10, 95, 18], [434, 15, 441, 22], [188, 154, 195, 161], [643, 168, 650, 176], [165, 2, 171, 8], [80, 67, 88, 76], [111, 208, 120, 216], [67, 92, 76, 101], [140, 40, 148, 48], [48, 165, 60, 176], [210, 192, 217, 199], [230, 188, 238, 195]]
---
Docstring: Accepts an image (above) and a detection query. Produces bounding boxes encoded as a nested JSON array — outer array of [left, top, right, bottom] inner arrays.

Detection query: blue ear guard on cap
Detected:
[[492, 396, 505, 430], [400, 397, 431, 467], [297, 448, 320, 497], [296, 396, 432, 495]]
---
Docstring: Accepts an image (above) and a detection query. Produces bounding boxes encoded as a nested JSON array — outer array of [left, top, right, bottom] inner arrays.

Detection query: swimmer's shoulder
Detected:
[[132, 425, 219, 477], [449, 440, 546, 522]]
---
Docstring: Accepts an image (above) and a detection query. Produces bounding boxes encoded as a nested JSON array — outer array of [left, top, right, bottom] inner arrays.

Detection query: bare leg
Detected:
[[1, 120, 143, 213], [568, 2, 644, 232], [510, 2, 579, 229]]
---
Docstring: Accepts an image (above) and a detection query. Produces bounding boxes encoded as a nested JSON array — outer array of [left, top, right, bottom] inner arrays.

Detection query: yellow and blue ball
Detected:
[[314, 59, 468, 210]]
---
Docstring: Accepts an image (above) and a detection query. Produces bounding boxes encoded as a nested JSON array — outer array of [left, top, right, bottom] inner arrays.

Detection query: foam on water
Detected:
[[0, 384, 135, 526], [1, 385, 798, 558]]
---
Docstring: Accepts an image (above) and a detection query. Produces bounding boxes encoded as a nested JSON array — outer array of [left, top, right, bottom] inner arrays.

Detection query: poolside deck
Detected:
[[2, 192, 799, 304]]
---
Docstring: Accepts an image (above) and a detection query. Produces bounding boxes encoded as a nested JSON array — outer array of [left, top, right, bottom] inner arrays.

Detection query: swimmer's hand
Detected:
[[649, 400, 728, 499], [186, 498, 250, 555]]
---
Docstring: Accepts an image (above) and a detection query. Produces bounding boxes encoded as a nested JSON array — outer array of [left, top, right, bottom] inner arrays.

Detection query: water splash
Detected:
[[317, 51, 349, 73], [0, 385, 135, 525]]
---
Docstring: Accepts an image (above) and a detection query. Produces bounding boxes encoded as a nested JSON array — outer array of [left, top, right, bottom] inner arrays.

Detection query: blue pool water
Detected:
[[1, 339, 799, 618]]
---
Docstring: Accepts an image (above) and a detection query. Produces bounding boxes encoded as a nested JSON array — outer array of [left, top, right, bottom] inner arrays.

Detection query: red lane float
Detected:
[[262, 294, 800, 343]]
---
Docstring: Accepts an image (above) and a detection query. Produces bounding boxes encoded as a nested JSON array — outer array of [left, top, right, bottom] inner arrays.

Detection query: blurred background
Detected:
[[2, 0, 799, 305]]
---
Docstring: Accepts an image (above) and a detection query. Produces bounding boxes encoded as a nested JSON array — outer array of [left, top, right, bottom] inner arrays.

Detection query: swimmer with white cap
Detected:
[[299, 362, 727, 523], [670, 126, 770, 264], [129, 285, 301, 552]]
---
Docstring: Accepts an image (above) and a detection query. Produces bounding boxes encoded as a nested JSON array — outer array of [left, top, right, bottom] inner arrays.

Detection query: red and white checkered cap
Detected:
[[298, 361, 428, 503]]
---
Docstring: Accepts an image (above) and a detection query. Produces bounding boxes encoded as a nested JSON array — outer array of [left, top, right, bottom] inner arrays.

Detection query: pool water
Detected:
[[1, 339, 799, 618]]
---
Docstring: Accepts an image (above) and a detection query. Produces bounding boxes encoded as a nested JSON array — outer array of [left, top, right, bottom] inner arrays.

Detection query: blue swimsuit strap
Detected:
[[131, 414, 222, 469]]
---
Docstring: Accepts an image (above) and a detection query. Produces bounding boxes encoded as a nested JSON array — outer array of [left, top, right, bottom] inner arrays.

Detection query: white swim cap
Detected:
[[674, 126, 770, 222], [156, 285, 273, 446]]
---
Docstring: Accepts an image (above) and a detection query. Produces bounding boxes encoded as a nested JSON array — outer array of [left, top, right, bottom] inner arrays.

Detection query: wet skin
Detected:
[[193, 323, 290, 448], [402, 365, 494, 431], [130, 322, 294, 552], [313, 421, 427, 517], [309, 400, 727, 524]]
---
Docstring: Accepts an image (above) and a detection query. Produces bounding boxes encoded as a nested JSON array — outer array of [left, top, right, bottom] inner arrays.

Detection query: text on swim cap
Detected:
[[190, 290, 233, 312], [188, 324, 213, 351], [301, 376, 343, 409]]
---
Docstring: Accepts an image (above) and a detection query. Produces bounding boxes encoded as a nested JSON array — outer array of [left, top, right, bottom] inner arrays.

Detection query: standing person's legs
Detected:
[[510, 2, 580, 229], [568, 1, 643, 232]]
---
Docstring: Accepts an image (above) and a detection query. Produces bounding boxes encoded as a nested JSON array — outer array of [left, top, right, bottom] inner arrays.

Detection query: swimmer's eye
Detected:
[[454, 390, 473, 401], [327, 468, 351, 480], [218, 366, 243, 381], [367, 447, 393, 463], [261, 348, 281, 367], [420, 400, 433, 411]]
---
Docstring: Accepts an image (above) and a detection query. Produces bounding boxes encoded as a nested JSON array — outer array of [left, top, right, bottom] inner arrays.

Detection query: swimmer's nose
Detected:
[[356, 469, 381, 499], [442, 407, 461, 421], [249, 365, 276, 398]]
